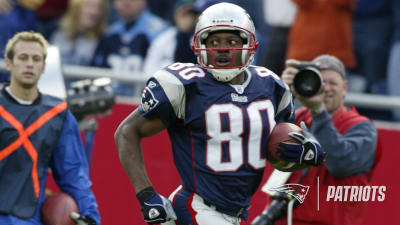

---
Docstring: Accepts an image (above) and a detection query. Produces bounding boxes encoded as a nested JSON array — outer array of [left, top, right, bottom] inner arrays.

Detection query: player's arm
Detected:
[[114, 108, 177, 224], [273, 81, 325, 166], [311, 113, 377, 176], [116, 69, 183, 224], [114, 108, 165, 192], [115, 70, 185, 189], [51, 111, 100, 224]]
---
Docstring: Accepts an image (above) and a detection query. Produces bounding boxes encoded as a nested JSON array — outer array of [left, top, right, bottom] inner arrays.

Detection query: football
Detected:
[[267, 122, 310, 172], [41, 192, 78, 225]]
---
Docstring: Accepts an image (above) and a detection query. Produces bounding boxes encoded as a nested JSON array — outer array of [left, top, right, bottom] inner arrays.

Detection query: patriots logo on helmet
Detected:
[[141, 87, 159, 112], [266, 184, 310, 203]]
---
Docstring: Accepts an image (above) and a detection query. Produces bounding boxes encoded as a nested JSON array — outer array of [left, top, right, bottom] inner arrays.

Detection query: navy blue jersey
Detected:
[[139, 63, 294, 212], [91, 9, 168, 71], [91, 9, 168, 96]]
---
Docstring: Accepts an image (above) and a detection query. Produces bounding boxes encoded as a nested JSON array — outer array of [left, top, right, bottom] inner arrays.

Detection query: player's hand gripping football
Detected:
[[136, 186, 177, 224], [278, 122, 325, 166], [70, 212, 96, 225]]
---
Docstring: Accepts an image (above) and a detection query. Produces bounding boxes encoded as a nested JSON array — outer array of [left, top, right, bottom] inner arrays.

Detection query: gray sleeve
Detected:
[[311, 110, 377, 177], [276, 83, 295, 123], [153, 70, 186, 120]]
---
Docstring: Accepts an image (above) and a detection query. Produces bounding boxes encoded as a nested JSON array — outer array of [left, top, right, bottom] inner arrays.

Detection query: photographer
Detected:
[[253, 55, 382, 225]]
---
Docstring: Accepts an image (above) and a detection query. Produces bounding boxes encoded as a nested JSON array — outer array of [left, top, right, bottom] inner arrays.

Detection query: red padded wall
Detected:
[[47, 103, 400, 225]]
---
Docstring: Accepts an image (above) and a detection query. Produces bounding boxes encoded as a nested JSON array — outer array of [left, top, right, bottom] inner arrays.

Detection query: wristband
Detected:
[[136, 186, 157, 204]]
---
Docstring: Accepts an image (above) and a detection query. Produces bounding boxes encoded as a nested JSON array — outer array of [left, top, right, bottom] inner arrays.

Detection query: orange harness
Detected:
[[0, 101, 67, 197]]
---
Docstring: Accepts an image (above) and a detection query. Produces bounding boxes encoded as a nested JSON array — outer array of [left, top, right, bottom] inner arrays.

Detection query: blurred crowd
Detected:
[[0, 0, 399, 120]]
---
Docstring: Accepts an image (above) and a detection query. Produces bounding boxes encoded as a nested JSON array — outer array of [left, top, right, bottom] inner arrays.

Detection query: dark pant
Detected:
[[260, 26, 290, 76], [352, 16, 393, 93]]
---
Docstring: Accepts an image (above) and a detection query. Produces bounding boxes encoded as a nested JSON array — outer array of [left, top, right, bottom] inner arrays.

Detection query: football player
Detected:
[[114, 2, 324, 225]]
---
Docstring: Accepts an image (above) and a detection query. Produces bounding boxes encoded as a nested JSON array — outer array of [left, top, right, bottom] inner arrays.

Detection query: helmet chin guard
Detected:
[[191, 2, 258, 82], [208, 67, 245, 82]]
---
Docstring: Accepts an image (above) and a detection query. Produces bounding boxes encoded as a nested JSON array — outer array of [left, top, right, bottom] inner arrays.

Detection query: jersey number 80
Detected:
[[205, 100, 275, 172], [169, 63, 277, 173]]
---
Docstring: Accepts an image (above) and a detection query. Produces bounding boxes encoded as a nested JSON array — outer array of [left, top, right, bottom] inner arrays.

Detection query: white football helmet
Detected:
[[192, 2, 258, 82]]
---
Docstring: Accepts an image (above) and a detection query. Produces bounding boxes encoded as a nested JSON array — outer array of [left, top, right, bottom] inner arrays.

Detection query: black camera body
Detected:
[[67, 78, 115, 121], [251, 199, 288, 225], [292, 62, 323, 98]]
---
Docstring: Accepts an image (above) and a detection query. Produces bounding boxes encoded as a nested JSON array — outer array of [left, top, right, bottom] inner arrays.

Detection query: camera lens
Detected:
[[293, 67, 323, 97]]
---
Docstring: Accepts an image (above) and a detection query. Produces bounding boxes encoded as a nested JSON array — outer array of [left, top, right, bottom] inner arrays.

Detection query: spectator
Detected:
[[147, 0, 178, 20], [143, 0, 220, 76], [107, 0, 119, 24], [253, 55, 381, 225], [91, 0, 169, 97], [0, 0, 41, 82], [50, 0, 108, 66], [50, 0, 109, 168], [351, 0, 393, 94], [387, 0, 400, 121], [0, 31, 99, 225], [35, 0, 69, 39], [14, 0, 44, 10], [286, 0, 357, 70], [0, 0, 39, 54], [228, 0, 267, 64], [260, 0, 297, 75]]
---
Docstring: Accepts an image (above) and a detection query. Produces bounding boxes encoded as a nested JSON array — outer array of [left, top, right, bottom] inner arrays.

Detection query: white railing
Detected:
[[63, 64, 400, 110], [2, 60, 400, 111]]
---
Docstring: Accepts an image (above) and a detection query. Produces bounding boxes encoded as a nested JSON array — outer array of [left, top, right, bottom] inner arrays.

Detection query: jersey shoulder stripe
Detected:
[[153, 69, 186, 119], [248, 65, 293, 116]]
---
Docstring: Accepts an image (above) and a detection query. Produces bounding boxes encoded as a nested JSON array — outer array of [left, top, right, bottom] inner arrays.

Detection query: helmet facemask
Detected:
[[192, 26, 258, 82], [191, 2, 259, 82]]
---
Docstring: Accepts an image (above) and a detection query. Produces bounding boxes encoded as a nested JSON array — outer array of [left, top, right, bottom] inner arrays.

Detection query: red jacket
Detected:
[[273, 106, 381, 225]]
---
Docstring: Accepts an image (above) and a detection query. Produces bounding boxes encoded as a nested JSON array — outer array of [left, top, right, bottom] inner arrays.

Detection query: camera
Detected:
[[67, 78, 115, 122], [292, 62, 323, 98], [251, 198, 288, 225]]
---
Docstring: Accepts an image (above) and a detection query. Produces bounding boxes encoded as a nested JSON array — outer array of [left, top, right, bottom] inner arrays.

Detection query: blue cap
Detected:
[[174, 0, 195, 11]]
